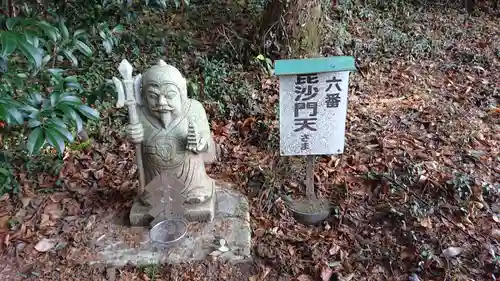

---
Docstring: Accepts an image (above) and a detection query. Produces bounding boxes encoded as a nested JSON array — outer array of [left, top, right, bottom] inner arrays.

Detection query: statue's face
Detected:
[[144, 82, 183, 124]]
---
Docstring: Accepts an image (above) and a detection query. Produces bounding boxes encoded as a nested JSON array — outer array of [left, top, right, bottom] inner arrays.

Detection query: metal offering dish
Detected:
[[149, 218, 187, 247]]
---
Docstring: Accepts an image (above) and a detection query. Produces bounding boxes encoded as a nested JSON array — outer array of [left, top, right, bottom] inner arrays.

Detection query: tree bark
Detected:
[[8, 0, 15, 17], [466, 0, 475, 13], [259, 0, 323, 58]]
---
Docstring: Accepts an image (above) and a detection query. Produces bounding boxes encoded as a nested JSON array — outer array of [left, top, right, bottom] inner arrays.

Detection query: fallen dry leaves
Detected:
[[0, 2, 499, 281]]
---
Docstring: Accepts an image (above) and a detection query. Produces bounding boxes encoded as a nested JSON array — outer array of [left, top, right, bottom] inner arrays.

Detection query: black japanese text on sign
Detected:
[[325, 75, 342, 108], [293, 73, 319, 134]]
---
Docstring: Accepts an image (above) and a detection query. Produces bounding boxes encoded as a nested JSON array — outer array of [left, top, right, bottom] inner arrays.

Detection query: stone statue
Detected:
[[125, 60, 217, 226]]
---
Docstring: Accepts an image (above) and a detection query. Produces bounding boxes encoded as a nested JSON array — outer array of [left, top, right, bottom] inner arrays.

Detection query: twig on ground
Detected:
[[337, 184, 350, 228]]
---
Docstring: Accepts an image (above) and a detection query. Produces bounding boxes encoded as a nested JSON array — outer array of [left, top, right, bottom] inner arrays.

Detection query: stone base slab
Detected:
[[89, 183, 251, 266], [129, 201, 153, 226]]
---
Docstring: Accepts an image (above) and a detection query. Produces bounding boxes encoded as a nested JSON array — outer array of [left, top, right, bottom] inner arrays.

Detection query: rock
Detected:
[[442, 246, 463, 258], [34, 238, 57, 252], [491, 229, 500, 240]]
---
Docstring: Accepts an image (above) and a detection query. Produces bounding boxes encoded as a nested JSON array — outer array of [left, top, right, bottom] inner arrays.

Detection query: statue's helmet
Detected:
[[141, 60, 188, 102]]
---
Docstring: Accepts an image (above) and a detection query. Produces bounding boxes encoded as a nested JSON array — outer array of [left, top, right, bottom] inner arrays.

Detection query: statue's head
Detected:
[[141, 60, 188, 126]]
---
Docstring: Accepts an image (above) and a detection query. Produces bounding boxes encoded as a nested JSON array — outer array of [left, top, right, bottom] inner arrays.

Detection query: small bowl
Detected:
[[149, 218, 187, 247]]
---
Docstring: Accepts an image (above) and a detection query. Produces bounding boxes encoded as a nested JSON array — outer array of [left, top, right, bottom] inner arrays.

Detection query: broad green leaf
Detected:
[[47, 68, 64, 74], [64, 76, 78, 83], [58, 20, 69, 40], [0, 167, 8, 175], [37, 21, 60, 42], [42, 55, 51, 66], [50, 92, 61, 107], [65, 82, 82, 90], [27, 127, 45, 155], [0, 106, 7, 122], [98, 29, 107, 40], [0, 100, 6, 110], [27, 92, 42, 106], [59, 94, 81, 105], [64, 76, 83, 89], [27, 110, 40, 120], [6, 18, 21, 30], [5, 105, 23, 124], [18, 40, 42, 68], [74, 40, 92, 57], [73, 29, 87, 39], [111, 36, 119, 46], [72, 110, 83, 133], [40, 99, 53, 113], [102, 39, 113, 54], [44, 127, 66, 155], [28, 118, 41, 128], [22, 104, 39, 114], [47, 122, 73, 142], [184, 0, 190, 6], [76, 104, 99, 119], [49, 70, 65, 90], [24, 30, 40, 48], [112, 24, 125, 33], [47, 117, 67, 128], [62, 50, 78, 67], [59, 104, 83, 133], [0, 31, 18, 57]]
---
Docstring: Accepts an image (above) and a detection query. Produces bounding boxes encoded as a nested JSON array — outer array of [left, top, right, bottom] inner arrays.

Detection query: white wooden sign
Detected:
[[275, 57, 355, 156]]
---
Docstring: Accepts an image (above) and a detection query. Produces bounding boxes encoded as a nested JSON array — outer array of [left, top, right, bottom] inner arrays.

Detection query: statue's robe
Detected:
[[138, 99, 216, 203]]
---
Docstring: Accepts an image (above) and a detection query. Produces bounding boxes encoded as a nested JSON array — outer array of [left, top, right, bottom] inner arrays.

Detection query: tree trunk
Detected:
[[259, 0, 323, 58], [466, 0, 475, 12]]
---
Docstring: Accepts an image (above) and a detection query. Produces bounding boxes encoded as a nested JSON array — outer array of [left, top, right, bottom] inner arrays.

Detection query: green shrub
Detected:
[[0, 15, 120, 155]]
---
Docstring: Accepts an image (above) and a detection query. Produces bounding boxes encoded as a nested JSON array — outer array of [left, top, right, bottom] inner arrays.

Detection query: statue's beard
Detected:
[[149, 101, 184, 128], [160, 112, 172, 128]]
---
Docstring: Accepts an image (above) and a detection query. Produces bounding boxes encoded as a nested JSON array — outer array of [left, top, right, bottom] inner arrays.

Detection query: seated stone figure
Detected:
[[126, 60, 217, 226]]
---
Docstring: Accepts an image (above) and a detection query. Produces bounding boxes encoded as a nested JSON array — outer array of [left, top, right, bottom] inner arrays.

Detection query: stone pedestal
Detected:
[[89, 183, 251, 266]]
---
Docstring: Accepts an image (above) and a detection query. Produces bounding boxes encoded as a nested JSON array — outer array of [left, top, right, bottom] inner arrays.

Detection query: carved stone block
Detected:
[[91, 182, 251, 266]]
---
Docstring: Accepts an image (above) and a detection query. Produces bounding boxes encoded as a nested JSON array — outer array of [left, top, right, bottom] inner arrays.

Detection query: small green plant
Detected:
[[8, 219, 19, 229], [95, 22, 124, 54], [196, 56, 247, 100], [194, 56, 257, 119], [0, 164, 19, 196], [255, 54, 273, 76], [447, 172, 473, 201], [22, 153, 64, 178], [140, 264, 159, 281], [68, 138, 93, 151]]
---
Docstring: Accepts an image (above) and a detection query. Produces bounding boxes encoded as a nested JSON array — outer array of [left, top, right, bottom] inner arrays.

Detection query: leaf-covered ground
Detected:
[[1, 1, 499, 280]]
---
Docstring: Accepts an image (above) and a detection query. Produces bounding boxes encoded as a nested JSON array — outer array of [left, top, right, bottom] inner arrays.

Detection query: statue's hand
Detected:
[[126, 123, 144, 144], [195, 137, 208, 153]]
